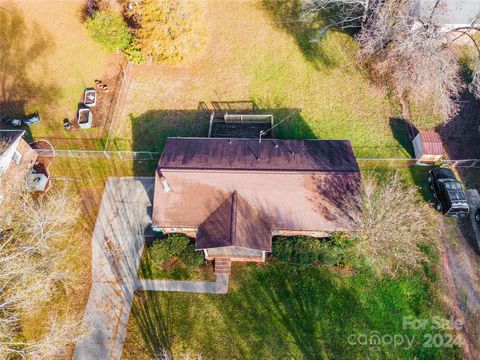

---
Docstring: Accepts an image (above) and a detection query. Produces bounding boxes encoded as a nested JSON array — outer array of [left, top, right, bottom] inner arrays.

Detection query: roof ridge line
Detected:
[[230, 191, 238, 246]]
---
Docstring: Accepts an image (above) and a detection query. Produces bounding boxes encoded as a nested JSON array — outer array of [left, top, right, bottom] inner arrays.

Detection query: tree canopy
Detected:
[[126, 0, 204, 63], [86, 10, 132, 52]]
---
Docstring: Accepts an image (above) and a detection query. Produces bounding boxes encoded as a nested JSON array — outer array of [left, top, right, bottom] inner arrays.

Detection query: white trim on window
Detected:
[[11, 150, 22, 165]]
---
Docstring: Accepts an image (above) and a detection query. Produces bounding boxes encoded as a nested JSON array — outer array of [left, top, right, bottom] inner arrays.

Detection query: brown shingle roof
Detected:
[[196, 192, 272, 251], [159, 138, 359, 172], [153, 138, 360, 242], [419, 130, 444, 156]]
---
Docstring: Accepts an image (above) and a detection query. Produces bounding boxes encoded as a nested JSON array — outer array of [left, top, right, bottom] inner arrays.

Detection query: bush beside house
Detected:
[[272, 235, 350, 266], [85, 11, 132, 52], [141, 234, 209, 280]]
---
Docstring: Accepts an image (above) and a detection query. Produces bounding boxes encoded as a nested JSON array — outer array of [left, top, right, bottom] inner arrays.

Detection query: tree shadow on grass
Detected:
[[0, 6, 60, 120], [388, 117, 415, 157], [130, 291, 175, 358], [208, 263, 364, 359], [209, 263, 459, 359], [436, 91, 480, 189], [385, 117, 435, 201], [260, 0, 353, 69]]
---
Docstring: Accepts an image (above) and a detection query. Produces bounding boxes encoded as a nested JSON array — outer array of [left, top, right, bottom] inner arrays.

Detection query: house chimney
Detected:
[[160, 176, 171, 193]]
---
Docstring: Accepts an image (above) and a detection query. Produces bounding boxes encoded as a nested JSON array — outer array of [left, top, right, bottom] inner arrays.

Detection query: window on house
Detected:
[[11, 151, 22, 165]]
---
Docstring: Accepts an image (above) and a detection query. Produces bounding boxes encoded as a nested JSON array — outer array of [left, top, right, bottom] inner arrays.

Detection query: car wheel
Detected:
[[435, 201, 443, 212], [475, 213, 480, 223]]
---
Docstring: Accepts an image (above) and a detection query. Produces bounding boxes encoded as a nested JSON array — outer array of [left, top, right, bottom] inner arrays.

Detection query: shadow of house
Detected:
[[130, 107, 316, 177], [0, 100, 26, 120], [388, 117, 415, 157], [0, 6, 60, 121]]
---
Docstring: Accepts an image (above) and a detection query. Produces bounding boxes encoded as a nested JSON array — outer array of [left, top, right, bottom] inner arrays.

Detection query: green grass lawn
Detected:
[[122, 165, 461, 359], [123, 261, 460, 360], [0, 0, 112, 140], [1, 0, 442, 157], [113, 0, 441, 157]]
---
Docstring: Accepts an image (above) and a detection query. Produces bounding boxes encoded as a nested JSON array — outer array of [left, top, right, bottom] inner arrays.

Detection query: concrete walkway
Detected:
[[74, 178, 229, 360], [137, 274, 229, 294], [74, 178, 153, 360]]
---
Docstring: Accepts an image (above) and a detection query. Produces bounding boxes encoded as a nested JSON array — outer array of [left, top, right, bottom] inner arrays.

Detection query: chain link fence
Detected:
[[34, 148, 480, 168], [35, 149, 160, 160]]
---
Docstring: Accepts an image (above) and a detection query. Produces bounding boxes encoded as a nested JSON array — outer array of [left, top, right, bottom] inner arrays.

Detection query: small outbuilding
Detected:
[[412, 130, 444, 164]]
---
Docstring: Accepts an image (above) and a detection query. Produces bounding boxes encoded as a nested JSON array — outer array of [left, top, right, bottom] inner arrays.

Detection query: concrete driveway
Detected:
[[74, 177, 154, 360], [73, 177, 229, 360]]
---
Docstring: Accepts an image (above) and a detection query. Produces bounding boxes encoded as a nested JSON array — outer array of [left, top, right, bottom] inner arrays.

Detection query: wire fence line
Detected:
[[34, 149, 480, 168], [103, 61, 133, 152], [36, 149, 160, 161]]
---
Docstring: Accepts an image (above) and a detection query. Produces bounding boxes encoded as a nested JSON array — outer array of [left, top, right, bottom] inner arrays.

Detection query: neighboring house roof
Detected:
[[418, 0, 480, 27], [159, 138, 359, 172], [153, 138, 360, 252], [196, 191, 273, 251], [0, 130, 37, 178], [419, 130, 444, 155], [0, 129, 24, 146]]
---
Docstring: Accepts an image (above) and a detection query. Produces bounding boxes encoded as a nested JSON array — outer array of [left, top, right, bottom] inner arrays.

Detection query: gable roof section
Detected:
[[0, 130, 24, 152], [196, 192, 272, 251], [159, 138, 359, 172]]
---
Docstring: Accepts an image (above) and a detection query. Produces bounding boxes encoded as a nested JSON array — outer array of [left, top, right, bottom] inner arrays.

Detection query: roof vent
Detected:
[[160, 176, 171, 193], [247, 145, 260, 161]]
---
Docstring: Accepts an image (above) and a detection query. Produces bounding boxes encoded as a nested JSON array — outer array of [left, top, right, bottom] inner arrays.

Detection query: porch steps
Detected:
[[214, 258, 231, 275]]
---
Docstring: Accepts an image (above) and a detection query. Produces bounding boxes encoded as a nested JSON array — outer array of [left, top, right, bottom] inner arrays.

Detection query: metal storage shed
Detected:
[[412, 130, 444, 164]]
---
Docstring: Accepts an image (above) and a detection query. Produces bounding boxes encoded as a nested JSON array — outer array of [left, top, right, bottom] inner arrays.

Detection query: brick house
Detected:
[[152, 137, 360, 263], [0, 130, 37, 178], [0, 130, 39, 203]]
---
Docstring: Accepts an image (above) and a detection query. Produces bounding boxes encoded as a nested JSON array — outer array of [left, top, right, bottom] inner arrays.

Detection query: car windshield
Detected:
[[443, 181, 462, 190]]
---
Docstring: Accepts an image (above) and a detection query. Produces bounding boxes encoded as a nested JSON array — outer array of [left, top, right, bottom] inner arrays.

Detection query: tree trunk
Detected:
[[361, 0, 371, 27], [399, 91, 411, 122]]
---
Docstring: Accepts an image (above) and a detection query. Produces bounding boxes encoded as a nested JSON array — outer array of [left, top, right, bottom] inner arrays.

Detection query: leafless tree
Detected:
[[0, 185, 85, 357], [357, 0, 465, 121], [28, 313, 86, 359], [305, 0, 480, 120], [0, 139, 9, 156], [301, 0, 381, 30], [344, 172, 434, 276]]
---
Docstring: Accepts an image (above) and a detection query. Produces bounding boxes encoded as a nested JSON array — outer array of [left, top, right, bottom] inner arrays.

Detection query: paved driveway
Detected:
[[73, 177, 229, 360], [74, 177, 154, 360]]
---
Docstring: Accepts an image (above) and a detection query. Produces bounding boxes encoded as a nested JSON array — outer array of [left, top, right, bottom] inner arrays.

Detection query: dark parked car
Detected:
[[1, 114, 40, 127], [428, 168, 469, 217]]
